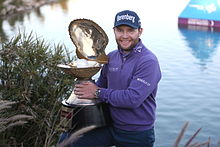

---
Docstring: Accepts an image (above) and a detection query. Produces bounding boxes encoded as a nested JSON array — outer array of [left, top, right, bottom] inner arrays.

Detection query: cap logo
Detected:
[[117, 14, 135, 23]]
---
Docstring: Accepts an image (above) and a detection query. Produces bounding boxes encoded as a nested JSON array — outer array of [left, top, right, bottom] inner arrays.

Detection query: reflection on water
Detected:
[[54, 0, 69, 13], [0, 20, 6, 42], [0, 6, 40, 41], [0, 0, 70, 42], [178, 25, 220, 67]]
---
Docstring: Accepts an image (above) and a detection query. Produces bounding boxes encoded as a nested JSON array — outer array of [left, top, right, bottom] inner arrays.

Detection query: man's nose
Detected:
[[122, 32, 129, 38]]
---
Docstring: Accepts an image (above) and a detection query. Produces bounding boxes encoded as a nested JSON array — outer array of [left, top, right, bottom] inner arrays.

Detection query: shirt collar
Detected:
[[133, 39, 143, 53]]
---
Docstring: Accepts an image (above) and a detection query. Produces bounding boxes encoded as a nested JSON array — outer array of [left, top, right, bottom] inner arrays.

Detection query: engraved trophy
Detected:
[[57, 19, 111, 132]]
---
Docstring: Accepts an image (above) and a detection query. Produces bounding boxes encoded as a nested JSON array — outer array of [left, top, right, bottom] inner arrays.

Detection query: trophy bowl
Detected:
[[57, 64, 101, 80]]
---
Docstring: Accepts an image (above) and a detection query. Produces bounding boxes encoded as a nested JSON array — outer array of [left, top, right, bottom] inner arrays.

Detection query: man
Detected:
[[59, 10, 161, 147]]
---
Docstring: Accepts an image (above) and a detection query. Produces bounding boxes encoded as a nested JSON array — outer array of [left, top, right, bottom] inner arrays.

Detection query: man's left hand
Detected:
[[74, 81, 99, 99]]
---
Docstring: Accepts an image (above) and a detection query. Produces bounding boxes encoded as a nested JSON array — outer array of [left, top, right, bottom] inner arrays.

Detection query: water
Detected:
[[1, 0, 220, 146]]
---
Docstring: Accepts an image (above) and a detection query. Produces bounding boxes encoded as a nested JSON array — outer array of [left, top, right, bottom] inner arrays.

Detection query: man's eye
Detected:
[[128, 29, 135, 32]]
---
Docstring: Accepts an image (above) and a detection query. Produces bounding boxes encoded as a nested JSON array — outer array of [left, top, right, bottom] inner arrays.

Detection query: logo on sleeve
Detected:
[[137, 78, 151, 86]]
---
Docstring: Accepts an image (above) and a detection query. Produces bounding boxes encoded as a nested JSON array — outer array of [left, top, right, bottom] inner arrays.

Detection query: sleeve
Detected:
[[99, 58, 161, 109]]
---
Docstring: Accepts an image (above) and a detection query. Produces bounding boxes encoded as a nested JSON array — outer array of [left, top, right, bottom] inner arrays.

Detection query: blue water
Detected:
[[1, 0, 220, 146]]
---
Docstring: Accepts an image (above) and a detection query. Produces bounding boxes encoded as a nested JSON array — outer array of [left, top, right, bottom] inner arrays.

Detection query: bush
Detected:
[[0, 32, 74, 146]]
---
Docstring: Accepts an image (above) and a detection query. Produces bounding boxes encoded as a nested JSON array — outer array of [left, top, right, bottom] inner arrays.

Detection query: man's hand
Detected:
[[74, 81, 99, 99]]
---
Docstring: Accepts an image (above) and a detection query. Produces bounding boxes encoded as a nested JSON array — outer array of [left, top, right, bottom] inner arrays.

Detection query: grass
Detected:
[[0, 100, 33, 133], [0, 31, 74, 146], [173, 121, 220, 147]]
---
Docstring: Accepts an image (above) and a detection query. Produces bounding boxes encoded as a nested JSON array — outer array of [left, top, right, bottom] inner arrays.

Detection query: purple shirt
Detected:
[[96, 40, 162, 131]]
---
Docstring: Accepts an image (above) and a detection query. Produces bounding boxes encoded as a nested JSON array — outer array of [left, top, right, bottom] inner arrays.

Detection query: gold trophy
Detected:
[[57, 19, 111, 132]]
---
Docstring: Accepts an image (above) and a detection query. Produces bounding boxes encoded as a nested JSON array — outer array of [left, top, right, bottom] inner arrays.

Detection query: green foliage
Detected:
[[0, 32, 74, 146]]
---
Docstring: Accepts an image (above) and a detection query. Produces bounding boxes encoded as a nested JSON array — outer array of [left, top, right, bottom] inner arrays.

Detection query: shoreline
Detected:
[[0, 0, 58, 18]]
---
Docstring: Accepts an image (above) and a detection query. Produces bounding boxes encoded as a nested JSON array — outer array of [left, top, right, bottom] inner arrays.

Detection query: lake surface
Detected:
[[1, 0, 220, 146]]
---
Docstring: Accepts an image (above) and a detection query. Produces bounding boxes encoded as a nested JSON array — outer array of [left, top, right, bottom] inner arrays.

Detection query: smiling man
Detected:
[[58, 10, 162, 147]]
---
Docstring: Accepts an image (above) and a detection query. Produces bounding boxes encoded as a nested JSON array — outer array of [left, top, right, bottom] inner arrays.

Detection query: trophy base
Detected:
[[60, 100, 112, 132]]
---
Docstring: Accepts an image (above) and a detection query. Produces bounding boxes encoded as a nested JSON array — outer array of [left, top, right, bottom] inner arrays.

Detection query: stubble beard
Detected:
[[117, 39, 139, 52]]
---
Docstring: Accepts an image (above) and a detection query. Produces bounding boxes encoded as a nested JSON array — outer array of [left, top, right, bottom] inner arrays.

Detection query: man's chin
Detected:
[[120, 45, 133, 51], [121, 48, 133, 52]]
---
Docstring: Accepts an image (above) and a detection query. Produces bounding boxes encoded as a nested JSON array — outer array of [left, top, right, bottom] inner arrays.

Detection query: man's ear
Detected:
[[139, 28, 143, 37]]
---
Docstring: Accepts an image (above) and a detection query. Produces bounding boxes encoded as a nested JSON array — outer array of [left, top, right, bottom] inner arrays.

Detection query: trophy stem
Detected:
[[65, 79, 98, 106]]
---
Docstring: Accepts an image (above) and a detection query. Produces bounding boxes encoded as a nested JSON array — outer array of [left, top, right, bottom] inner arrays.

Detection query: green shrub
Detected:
[[0, 32, 74, 146]]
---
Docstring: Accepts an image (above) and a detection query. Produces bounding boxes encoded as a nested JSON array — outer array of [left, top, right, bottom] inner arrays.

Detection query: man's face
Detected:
[[114, 25, 143, 52]]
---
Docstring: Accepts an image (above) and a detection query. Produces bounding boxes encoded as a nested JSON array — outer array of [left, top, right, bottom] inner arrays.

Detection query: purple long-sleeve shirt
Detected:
[[96, 40, 161, 131]]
